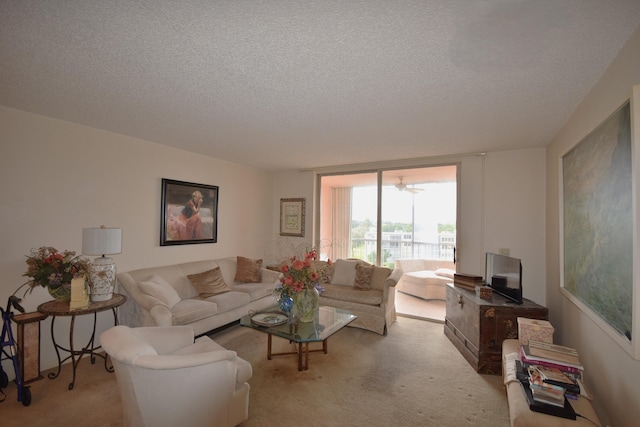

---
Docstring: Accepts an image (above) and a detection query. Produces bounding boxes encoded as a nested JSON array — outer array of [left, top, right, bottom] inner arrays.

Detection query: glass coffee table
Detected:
[[240, 306, 356, 371]]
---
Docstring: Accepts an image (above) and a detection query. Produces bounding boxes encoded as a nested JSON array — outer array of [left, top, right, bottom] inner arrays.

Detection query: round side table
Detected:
[[37, 293, 126, 390]]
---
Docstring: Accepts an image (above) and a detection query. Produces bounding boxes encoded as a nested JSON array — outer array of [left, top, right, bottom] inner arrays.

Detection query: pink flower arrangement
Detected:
[[274, 249, 330, 298]]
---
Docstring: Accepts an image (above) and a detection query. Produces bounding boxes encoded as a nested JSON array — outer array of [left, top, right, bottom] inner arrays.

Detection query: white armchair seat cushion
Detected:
[[171, 336, 253, 385]]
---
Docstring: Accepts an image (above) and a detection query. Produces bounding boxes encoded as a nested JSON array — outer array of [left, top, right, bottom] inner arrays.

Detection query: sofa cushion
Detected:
[[139, 275, 182, 309], [203, 291, 251, 314], [370, 265, 393, 291], [321, 283, 383, 306], [187, 267, 232, 297], [231, 282, 274, 302], [171, 299, 218, 324], [331, 259, 359, 285], [234, 256, 263, 283], [354, 263, 373, 290]]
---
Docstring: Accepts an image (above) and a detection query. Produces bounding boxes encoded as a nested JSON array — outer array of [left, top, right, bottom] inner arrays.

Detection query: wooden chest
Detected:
[[444, 283, 548, 375]]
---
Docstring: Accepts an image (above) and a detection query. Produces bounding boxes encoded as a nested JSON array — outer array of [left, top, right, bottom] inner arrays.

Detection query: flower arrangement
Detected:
[[20, 246, 90, 294], [274, 249, 330, 300]]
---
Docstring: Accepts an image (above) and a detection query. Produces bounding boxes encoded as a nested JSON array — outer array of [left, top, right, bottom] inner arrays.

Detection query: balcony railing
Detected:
[[350, 238, 454, 264]]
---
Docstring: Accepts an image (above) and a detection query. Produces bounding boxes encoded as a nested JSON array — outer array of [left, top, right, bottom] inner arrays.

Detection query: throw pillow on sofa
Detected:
[[330, 259, 359, 286], [138, 275, 182, 308], [234, 256, 263, 283], [370, 265, 392, 291], [354, 263, 373, 290], [187, 267, 233, 297]]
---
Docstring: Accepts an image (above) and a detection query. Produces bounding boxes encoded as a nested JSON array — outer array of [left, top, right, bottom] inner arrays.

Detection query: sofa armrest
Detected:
[[386, 268, 403, 287], [150, 305, 174, 327]]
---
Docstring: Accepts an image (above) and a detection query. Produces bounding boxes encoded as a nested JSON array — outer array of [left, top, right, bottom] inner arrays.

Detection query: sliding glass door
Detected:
[[318, 165, 457, 267]]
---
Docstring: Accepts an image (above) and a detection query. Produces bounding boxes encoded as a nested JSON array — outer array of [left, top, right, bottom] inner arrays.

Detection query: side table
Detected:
[[37, 293, 126, 390]]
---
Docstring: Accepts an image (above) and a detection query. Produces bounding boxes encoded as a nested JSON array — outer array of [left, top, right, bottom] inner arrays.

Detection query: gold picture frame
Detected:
[[280, 198, 305, 237]]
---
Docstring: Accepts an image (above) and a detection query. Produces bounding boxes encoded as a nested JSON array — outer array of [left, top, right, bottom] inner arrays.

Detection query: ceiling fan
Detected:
[[395, 177, 423, 194]]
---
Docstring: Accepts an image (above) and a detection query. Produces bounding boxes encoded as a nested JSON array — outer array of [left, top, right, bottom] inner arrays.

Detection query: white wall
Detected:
[[272, 150, 547, 306], [0, 106, 275, 377], [546, 26, 640, 427], [483, 149, 546, 304]]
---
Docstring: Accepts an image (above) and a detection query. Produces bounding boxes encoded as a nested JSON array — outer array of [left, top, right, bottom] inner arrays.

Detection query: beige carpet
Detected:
[[0, 317, 510, 426]]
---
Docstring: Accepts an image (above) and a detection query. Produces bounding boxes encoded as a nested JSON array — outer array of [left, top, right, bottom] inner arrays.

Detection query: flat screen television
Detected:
[[485, 252, 522, 304]]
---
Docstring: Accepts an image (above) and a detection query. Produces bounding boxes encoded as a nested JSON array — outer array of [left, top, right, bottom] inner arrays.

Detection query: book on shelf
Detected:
[[528, 340, 582, 365], [520, 343, 584, 370], [527, 366, 565, 393], [528, 365, 581, 395], [519, 347, 583, 375], [537, 366, 579, 390]]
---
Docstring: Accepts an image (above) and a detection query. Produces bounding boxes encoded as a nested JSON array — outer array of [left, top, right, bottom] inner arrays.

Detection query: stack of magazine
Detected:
[[515, 340, 589, 419]]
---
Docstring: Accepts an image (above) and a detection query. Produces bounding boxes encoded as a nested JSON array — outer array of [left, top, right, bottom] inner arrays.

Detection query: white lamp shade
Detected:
[[82, 227, 122, 256]]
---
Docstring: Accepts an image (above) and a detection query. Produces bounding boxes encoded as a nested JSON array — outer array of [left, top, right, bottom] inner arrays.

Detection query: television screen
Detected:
[[485, 252, 522, 304]]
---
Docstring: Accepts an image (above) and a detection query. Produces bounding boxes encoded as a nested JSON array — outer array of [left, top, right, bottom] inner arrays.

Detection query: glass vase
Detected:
[[48, 282, 72, 301], [293, 286, 319, 323], [278, 295, 293, 314]]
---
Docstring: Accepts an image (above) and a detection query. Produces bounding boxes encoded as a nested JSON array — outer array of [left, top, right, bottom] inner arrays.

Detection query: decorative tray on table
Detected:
[[251, 312, 288, 326]]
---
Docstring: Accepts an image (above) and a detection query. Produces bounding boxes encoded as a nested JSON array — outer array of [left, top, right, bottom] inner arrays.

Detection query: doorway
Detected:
[[318, 165, 457, 322]]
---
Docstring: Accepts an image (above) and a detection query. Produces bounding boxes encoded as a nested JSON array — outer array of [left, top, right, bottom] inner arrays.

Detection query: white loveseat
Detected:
[[394, 258, 455, 301], [117, 257, 279, 336], [313, 259, 403, 335]]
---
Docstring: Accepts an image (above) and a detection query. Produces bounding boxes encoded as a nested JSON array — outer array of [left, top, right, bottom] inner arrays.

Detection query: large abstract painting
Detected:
[[562, 101, 632, 340]]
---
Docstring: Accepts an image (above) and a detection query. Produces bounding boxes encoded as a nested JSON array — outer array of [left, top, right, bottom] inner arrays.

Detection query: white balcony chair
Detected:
[[100, 325, 251, 427]]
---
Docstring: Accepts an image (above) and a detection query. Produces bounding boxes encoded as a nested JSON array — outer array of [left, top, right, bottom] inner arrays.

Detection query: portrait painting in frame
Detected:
[[161, 178, 219, 246]]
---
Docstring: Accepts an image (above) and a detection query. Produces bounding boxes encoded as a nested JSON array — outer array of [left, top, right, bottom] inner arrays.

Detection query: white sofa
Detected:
[[394, 258, 455, 301], [100, 325, 251, 427], [313, 259, 403, 335], [116, 257, 279, 336]]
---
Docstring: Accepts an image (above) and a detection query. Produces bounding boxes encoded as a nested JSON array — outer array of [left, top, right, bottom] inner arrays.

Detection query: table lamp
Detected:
[[82, 226, 122, 302]]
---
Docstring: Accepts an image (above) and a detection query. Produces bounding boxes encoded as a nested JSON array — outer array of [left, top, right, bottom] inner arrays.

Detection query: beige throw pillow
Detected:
[[234, 256, 263, 283], [330, 259, 359, 285], [187, 267, 232, 297], [138, 275, 181, 308], [354, 263, 374, 290], [370, 265, 392, 290]]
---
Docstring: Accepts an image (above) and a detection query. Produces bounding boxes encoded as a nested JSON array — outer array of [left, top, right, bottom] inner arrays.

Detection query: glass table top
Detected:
[[240, 305, 356, 343]]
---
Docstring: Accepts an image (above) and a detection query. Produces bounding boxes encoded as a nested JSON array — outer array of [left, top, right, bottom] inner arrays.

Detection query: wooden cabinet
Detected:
[[444, 283, 548, 375]]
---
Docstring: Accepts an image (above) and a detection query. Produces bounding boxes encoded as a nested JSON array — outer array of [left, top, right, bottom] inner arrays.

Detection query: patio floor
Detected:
[[395, 290, 445, 323]]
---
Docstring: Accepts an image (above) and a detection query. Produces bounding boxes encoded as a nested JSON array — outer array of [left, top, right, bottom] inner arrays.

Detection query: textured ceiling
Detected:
[[1, 1, 639, 171]]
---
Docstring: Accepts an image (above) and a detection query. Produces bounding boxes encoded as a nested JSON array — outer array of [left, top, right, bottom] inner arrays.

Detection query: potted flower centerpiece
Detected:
[[20, 246, 90, 301], [274, 249, 329, 323]]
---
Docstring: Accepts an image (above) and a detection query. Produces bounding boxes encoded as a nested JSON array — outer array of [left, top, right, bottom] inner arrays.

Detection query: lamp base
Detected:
[[89, 256, 116, 302]]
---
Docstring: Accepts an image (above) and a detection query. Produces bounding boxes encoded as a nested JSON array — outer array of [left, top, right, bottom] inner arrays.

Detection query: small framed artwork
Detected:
[[280, 198, 305, 237], [160, 178, 219, 246]]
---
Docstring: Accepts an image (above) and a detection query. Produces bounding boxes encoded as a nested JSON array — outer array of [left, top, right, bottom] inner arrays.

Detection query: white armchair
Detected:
[[100, 325, 251, 427]]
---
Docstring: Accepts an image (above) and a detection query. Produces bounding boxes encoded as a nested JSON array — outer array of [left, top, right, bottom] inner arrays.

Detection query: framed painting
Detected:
[[160, 178, 218, 246], [280, 198, 305, 237], [560, 93, 640, 359]]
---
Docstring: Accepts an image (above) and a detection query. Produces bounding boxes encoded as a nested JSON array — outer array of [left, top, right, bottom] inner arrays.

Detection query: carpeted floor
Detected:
[[0, 317, 510, 426]]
